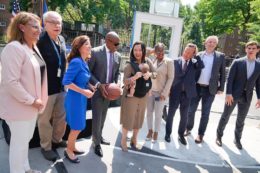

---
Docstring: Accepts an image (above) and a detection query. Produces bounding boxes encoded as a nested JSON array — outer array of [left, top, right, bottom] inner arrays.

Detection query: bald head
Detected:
[[105, 31, 120, 52]]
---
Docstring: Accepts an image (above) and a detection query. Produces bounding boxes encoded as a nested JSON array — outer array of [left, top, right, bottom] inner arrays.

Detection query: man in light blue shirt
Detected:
[[185, 36, 226, 143]]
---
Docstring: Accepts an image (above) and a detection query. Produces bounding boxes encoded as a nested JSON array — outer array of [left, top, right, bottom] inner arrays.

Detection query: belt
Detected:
[[197, 83, 209, 87]]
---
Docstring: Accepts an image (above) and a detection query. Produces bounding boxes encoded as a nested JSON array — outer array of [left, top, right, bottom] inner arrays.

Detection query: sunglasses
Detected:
[[108, 39, 120, 46], [114, 42, 120, 46]]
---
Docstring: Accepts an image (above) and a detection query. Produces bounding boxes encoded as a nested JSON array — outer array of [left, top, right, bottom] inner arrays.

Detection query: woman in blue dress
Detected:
[[62, 35, 94, 163]]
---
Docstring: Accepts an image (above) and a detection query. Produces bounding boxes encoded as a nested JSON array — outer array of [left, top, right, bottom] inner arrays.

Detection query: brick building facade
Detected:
[[0, 0, 12, 38]]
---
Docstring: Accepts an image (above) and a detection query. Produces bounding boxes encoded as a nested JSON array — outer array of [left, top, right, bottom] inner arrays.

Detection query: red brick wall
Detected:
[[0, 0, 12, 36]]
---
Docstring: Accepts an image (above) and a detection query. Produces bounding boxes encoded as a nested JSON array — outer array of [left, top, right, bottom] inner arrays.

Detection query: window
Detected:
[[0, 21, 6, 27], [0, 4, 5, 10]]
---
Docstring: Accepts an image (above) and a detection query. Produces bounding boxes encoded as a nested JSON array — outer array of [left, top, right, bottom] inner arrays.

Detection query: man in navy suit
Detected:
[[165, 43, 204, 145], [185, 36, 226, 143], [216, 41, 260, 150]]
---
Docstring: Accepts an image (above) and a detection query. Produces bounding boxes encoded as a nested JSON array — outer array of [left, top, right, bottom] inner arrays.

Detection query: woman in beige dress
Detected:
[[120, 41, 156, 152]]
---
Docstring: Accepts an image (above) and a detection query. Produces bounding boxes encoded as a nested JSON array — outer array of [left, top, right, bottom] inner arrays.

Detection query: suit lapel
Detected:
[[210, 51, 218, 77], [248, 59, 260, 81], [242, 58, 247, 80], [22, 44, 41, 99], [101, 46, 108, 75]]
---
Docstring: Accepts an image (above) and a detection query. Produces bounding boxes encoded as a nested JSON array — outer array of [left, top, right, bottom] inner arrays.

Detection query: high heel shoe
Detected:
[[120, 144, 128, 152], [130, 137, 137, 148], [73, 150, 85, 155], [64, 150, 80, 163]]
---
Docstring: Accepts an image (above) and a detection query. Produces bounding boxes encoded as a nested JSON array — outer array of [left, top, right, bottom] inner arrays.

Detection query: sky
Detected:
[[181, 0, 199, 7]]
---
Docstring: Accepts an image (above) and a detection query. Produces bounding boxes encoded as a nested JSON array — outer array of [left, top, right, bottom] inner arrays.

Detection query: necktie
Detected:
[[182, 60, 188, 73], [108, 52, 114, 83]]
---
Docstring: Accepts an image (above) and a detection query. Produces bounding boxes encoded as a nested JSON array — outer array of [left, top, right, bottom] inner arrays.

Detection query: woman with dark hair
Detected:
[[120, 41, 156, 152], [0, 12, 48, 173], [62, 35, 94, 163]]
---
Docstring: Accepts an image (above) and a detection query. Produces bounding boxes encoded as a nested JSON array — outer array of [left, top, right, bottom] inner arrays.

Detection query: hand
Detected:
[[217, 91, 223, 95], [225, 95, 234, 106], [32, 99, 44, 110], [99, 84, 109, 98], [255, 99, 260, 109], [88, 83, 96, 92], [160, 95, 166, 101], [134, 72, 142, 80], [82, 89, 94, 98], [143, 72, 151, 80]]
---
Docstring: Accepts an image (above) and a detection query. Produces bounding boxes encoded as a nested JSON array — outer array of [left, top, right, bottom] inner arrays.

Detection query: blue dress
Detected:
[[62, 57, 91, 130]]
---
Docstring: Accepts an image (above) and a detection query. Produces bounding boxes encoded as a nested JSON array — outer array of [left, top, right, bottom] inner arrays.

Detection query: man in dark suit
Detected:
[[185, 36, 226, 143], [37, 11, 67, 161], [88, 31, 121, 157], [165, 43, 204, 145], [216, 41, 260, 150]]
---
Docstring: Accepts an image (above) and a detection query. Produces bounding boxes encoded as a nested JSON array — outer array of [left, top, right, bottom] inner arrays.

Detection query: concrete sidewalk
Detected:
[[0, 97, 260, 173]]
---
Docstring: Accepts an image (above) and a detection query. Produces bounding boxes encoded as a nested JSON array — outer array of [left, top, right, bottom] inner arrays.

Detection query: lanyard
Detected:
[[51, 37, 62, 68]]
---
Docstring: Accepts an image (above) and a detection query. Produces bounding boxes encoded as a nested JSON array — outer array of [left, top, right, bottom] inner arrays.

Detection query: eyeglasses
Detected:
[[27, 23, 42, 31], [155, 50, 164, 54], [114, 42, 120, 46], [45, 20, 62, 26], [108, 39, 120, 46]]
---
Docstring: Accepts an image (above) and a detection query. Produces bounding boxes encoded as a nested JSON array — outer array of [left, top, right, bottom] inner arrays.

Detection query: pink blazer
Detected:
[[0, 41, 48, 121]]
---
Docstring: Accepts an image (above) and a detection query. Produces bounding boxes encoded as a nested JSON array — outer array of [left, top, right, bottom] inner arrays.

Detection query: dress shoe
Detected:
[[195, 135, 203, 144], [152, 132, 158, 143], [64, 150, 80, 163], [73, 150, 85, 155], [41, 148, 58, 161], [94, 144, 103, 157], [52, 140, 67, 149], [165, 135, 171, 143], [145, 129, 153, 141], [216, 137, 222, 147], [184, 129, 191, 136], [178, 136, 187, 145], [101, 137, 110, 145], [234, 139, 243, 150]]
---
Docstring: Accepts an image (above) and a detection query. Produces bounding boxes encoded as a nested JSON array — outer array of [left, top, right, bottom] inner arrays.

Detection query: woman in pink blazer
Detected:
[[0, 12, 48, 173]]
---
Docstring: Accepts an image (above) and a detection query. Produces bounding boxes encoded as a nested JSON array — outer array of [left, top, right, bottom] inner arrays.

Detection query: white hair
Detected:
[[43, 11, 62, 22], [205, 35, 219, 44]]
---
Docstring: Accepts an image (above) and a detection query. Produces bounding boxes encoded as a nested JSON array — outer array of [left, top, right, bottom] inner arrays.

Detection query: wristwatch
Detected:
[[95, 82, 101, 89]]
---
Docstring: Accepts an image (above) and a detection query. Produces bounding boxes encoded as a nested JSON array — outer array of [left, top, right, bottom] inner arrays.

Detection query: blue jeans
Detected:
[[186, 85, 215, 136]]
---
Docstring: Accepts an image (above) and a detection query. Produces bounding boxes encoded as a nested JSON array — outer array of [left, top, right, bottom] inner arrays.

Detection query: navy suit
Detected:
[[217, 57, 260, 140], [166, 56, 204, 136], [187, 51, 226, 136]]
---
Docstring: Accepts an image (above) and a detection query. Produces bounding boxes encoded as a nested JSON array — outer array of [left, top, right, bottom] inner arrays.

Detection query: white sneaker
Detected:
[[25, 169, 42, 173]]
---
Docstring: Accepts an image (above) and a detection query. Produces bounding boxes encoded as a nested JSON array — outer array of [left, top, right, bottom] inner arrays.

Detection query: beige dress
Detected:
[[120, 58, 156, 130]]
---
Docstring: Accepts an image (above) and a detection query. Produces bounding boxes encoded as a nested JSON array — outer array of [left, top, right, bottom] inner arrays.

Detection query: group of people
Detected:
[[0, 10, 259, 173]]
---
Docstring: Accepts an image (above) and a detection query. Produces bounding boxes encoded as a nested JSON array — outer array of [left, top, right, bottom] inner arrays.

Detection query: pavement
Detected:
[[0, 92, 260, 173]]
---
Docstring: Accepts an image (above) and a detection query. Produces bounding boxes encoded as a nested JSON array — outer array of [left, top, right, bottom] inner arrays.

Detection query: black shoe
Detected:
[[216, 137, 222, 147], [101, 137, 110, 145], [165, 135, 171, 143], [234, 139, 242, 150], [195, 135, 203, 144], [52, 140, 67, 149], [41, 148, 58, 161], [64, 151, 80, 163], [73, 150, 85, 155], [184, 129, 191, 136], [178, 136, 187, 145], [94, 145, 103, 157]]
